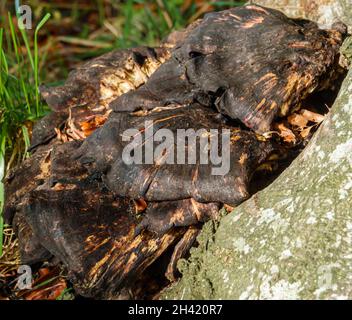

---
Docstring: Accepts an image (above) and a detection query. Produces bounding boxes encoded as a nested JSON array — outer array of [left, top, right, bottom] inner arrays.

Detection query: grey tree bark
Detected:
[[255, 0, 352, 30], [162, 3, 352, 300]]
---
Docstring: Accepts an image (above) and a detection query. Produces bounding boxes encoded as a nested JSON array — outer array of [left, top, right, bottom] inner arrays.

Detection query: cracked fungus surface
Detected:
[[162, 69, 352, 300]]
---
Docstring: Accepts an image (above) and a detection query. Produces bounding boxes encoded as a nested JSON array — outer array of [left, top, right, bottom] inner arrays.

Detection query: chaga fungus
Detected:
[[74, 104, 274, 206], [111, 5, 346, 134], [3, 4, 348, 299]]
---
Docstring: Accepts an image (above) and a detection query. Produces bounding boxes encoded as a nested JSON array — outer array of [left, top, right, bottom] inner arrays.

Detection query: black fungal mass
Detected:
[[4, 5, 347, 299]]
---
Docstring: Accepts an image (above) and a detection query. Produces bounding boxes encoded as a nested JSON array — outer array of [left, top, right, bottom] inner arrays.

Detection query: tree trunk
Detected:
[[162, 0, 352, 300], [255, 0, 352, 30], [162, 64, 352, 299]]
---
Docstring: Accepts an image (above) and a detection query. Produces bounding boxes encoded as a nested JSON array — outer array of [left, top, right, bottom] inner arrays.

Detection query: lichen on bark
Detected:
[[255, 0, 352, 30], [163, 68, 352, 300]]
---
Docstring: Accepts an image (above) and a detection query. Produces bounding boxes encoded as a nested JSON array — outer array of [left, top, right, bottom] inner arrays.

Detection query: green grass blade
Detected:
[[16, 0, 34, 72], [0, 28, 3, 95], [8, 12, 31, 112], [56, 288, 74, 300], [19, 28, 35, 73], [21, 125, 30, 159], [0, 49, 9, 76], [32, 276, 59, 290], [0, 135, 5, 258], [7, 13, 20, 64], [34, 13, 51, 116]]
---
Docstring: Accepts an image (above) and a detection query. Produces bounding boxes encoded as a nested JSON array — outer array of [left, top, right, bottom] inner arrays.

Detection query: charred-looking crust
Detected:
[[4, 4, 347, 299], [74, 104, 274, 205], [12, 212, 53, 264], [32, 47, 171, 150], [5, 103, 272, 298], [135, 200, 219, 236], [110, 4, 345, 133], [40, 46, 171, 112], [7, 138, 220, 298], [17, 186, 186, 299]]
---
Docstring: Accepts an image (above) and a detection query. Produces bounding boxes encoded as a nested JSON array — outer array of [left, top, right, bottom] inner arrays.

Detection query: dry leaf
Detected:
[[300, 126, 313, 138], [54, 127, 62, 140], [15, 267, 67, 300], [224, 204, 235, 212], [80, 115, 109, 137], [24, 278, 67, 300], [276, 123, 296, 144], [300, 109, 325, 123], [134, 198, 148, 214], [288, 113, 308, 129]]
